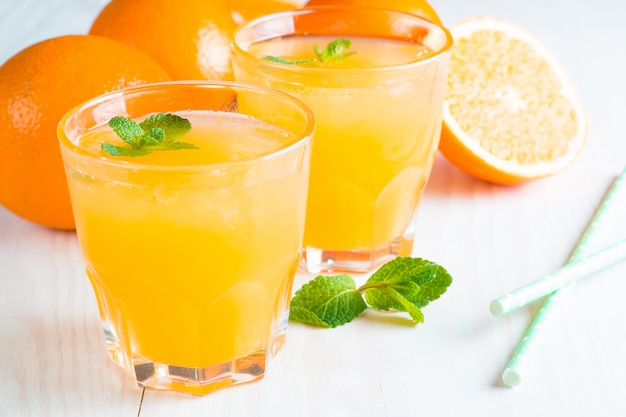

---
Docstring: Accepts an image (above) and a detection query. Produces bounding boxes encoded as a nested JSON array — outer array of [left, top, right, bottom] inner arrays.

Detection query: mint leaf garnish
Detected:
[[139, 113, 191, 140], [139, 128, 165, 147], [101, 113, 197, 157], [264, 55, 316, 65], [289, 257, 452, 328], [314, 38, 356, 63], [290, 275, 367, 328], [365, 286, 425, 323], [364, 258, 452, 308], [264, 38, 356, 66], [109, 116, 144, 145], [150, 141, 199, 151], [100, 142, 151, 157]]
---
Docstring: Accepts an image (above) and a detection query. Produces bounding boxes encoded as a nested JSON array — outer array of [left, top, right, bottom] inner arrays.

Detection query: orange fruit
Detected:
[[439, 17, 588, 185], [0, 35, 170, 230], [89, 0, 299, 81], [305, 0, 442, 25]]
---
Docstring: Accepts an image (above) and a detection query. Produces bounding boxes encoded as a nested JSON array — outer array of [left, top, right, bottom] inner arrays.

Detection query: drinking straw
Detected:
[[501, 168, 626, 387], [490, 239, 626, 316]]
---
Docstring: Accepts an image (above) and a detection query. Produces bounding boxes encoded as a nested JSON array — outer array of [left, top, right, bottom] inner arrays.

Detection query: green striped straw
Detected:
[[501, 168, 626, 387], [490, 239, 626, 316]]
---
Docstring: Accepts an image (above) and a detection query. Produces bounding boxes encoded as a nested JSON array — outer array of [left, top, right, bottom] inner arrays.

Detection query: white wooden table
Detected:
[[2, 0, 626, 416]]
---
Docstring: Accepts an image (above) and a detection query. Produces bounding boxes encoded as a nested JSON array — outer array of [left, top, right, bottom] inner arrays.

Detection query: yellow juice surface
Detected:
[[256, 35, 436, 68], [241, 35, 447, 251], [65, 111, 308, 368]]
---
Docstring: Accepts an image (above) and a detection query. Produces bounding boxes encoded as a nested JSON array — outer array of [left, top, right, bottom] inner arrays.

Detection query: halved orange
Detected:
[[439, 16, 588, 185]]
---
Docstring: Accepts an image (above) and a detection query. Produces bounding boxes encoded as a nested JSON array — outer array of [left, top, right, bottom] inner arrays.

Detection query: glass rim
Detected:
[[232, 5, 454, 75], [57, 80, 315, 172]]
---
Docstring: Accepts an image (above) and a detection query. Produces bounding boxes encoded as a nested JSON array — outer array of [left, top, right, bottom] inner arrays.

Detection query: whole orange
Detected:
[[89, 0, 299, 81], [305, 0, 442, 24], [0, 35, 170, 230]]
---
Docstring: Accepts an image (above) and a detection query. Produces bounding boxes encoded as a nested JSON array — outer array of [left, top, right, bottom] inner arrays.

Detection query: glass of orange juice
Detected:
[[57, 81, 314, 395], [232, 6, 452, 273]]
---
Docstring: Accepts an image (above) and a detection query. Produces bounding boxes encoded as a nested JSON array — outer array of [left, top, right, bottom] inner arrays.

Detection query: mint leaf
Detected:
[[264, 37, 356, 66], [139, 113, 191, 142], [102, 113, 198, 157], [289, 274, 367, 328], [264, 55, 315, 65], [289, 257, 453, 328], [100, 143, 151, 157], [365, 286, 425, 323], [108, 116, 144, 146], [289, 306, 332, 328], [139, 128, 165, 147], [149, 141, 199, 151], [314, 38, 355, 63], [361, 279, 421, 313], [365, 257, 452, 308]]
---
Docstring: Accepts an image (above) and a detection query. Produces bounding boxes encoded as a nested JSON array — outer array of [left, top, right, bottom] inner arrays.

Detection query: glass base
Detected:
[[130, 348, 274, 395], [300, 233, 414, 274], [101, 314, 288, 396]]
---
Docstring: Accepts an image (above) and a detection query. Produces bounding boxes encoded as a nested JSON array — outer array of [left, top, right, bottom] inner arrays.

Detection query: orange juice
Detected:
[[233, 14, 452, 273], [68, 111, 304, 365], [59, 82, 313, 395]]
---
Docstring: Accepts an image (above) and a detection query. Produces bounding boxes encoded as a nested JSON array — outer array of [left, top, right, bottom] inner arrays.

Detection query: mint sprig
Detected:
[[290, 275, 368, 328], [101, 113, 197, 157], [289, 257, 453, 328], [264, 56, 315, 65], [264, 38, 356, 65], [313, 38, 356, 63]]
